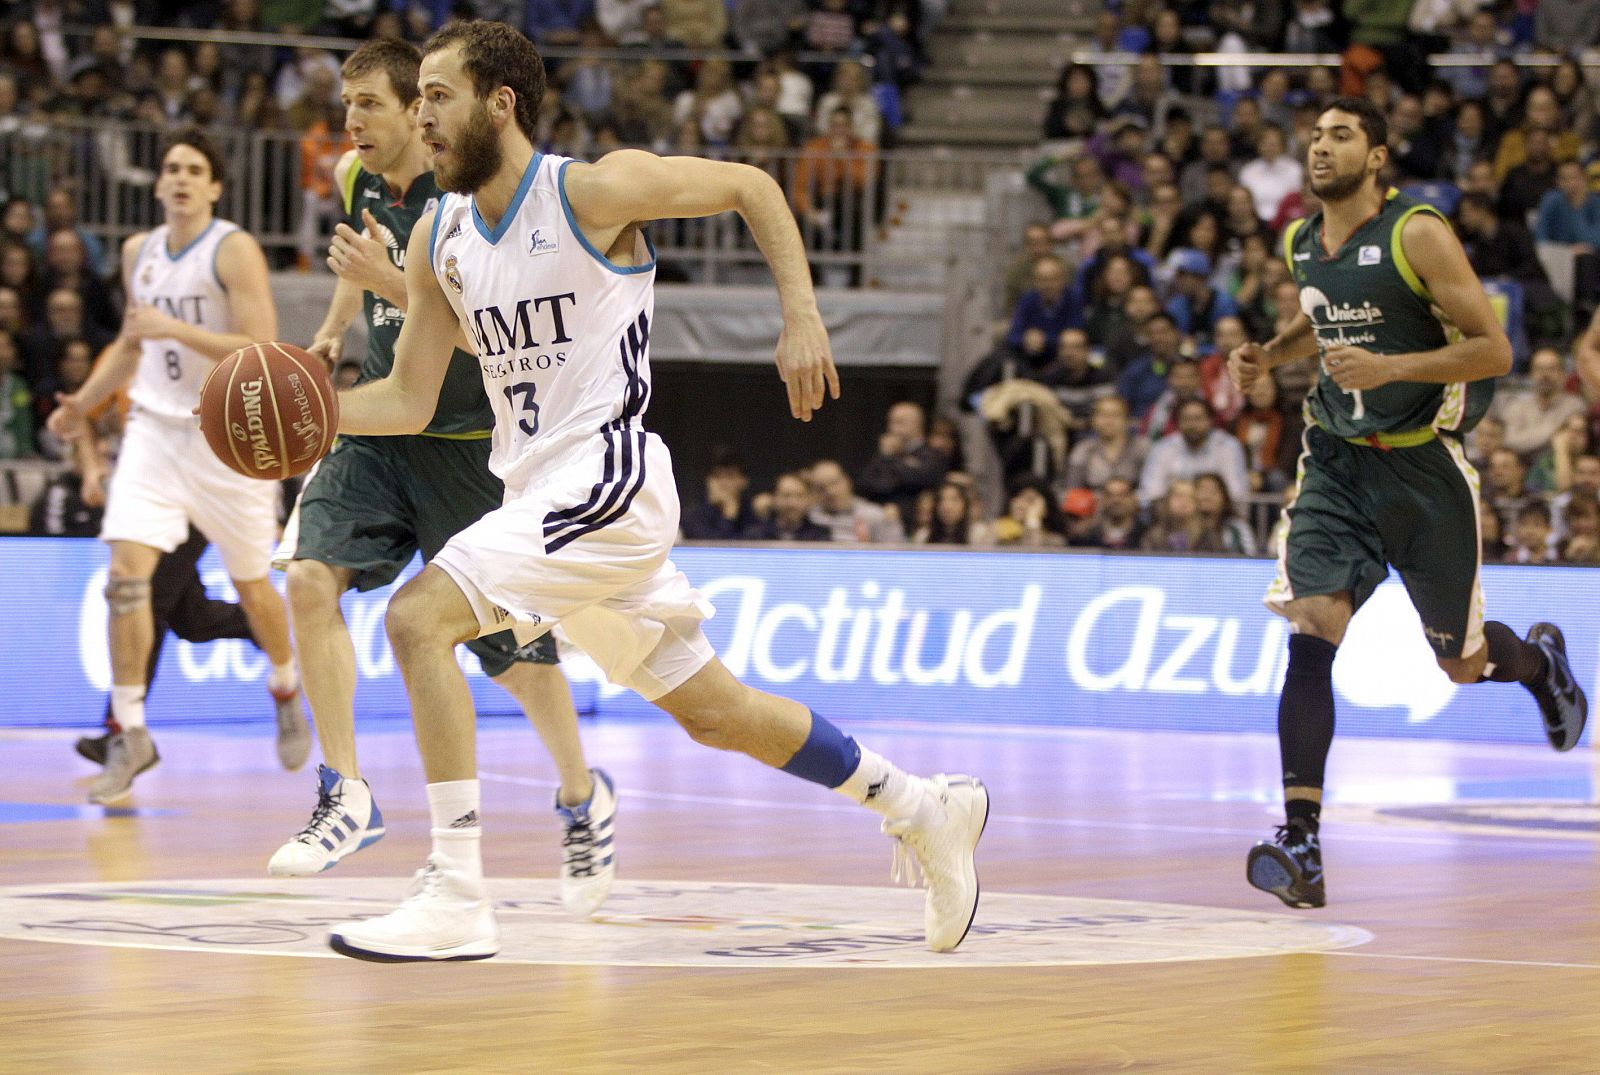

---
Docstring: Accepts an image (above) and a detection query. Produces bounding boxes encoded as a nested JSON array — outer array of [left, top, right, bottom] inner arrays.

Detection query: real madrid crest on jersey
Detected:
[[140, 263, 154, 287], [444, 254, 462, 293]]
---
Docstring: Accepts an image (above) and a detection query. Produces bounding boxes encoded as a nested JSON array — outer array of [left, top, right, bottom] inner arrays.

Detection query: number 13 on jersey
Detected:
[[503, 381, 540, 437]]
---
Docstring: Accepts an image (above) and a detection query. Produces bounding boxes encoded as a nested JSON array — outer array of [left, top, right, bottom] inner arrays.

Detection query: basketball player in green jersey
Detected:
[[270, 39, 616, 916], [1229, 96, 1587, 909]]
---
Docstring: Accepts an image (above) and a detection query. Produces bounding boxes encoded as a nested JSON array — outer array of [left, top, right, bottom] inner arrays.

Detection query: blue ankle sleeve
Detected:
[[780, 711, 862, 789]]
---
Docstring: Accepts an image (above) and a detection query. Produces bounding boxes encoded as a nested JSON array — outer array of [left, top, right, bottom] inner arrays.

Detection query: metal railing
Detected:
[[3, 115, 1017, 288], [58, 21, 873, 67], [1069, 50, 1580, 70]]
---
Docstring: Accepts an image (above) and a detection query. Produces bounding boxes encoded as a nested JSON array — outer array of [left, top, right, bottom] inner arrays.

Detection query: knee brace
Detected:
[[104, 576, 153, 616]]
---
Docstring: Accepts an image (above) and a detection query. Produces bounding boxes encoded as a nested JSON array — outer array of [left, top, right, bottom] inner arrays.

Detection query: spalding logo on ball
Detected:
[[199, 342, 338, 480]]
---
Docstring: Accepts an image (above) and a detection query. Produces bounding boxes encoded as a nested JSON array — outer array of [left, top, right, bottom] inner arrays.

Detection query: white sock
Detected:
[[834, 747, 937, 827], [111, 685, 146, 730], [426, 779, 483, 880], [267, 661, 299, 696]]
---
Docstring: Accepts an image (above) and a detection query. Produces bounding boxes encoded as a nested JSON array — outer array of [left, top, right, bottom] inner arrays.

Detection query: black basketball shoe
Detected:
[[75, 730, 160, 772], [74, 732, 112, 767], [1525, 623, 1588, 752], [1247, 819, 1325, 909]]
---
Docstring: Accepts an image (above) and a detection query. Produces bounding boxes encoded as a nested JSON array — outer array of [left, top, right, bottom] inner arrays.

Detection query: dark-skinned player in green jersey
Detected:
[[1228, 96, 1587, 909]]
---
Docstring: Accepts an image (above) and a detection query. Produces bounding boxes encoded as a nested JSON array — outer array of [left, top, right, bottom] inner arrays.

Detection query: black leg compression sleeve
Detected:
[[1279, 633, 1338, 791], [1478, 620, 1547, 684]]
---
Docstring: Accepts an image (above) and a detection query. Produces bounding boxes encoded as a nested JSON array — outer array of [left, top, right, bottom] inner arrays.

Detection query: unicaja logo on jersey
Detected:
[[529, 228, 558, 256], [1300, 286, 1385, 327], [369, 220, 403, 268]]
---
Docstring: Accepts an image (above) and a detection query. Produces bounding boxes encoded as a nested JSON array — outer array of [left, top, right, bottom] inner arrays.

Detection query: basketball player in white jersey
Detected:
[[324, 22, 986, 962], [47, 129, 309, 804], [269, 39, 615, 919]]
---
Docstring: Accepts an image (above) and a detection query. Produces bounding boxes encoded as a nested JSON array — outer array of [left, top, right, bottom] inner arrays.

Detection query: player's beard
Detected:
[[1309, 164, 1367, 202], [436, 101, 502, 194]]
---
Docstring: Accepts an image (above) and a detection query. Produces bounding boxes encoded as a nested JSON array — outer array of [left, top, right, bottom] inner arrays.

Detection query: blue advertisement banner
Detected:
[[1, 538, 1595, 745]]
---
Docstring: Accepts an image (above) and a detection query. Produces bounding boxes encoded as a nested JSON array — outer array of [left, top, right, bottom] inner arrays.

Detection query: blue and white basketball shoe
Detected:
[[268, 764, 386, 877], [555, 768, 617, 917]]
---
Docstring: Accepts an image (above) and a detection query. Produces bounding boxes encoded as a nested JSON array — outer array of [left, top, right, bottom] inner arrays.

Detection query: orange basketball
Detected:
[[199, 342, 338, 480]]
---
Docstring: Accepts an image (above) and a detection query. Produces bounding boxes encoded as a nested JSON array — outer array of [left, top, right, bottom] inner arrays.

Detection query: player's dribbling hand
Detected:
[[775, 310, 841, 422], [307, 331, 343, 367], [46, 393, 86, 441], [1228, 341, 1268, 391], [1323, 345, 1390, 391]]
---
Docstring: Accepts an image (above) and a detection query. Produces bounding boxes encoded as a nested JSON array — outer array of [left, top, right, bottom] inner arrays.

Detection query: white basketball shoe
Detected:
[[882, 774, 990, 952], [268, 765, 385, 876], [328, 853, 498, 962], [555, 768, 617, 917]]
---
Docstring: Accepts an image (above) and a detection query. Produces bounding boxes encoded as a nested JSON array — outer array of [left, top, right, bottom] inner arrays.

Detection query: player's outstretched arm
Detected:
[[310, 273, 363, 367], [123, 231, 279, 361], [49, 337, 138, 441], [336, 210, 455, 436], [1326, 212, 1511, 391], [52, 237, 149, 437], [565, 149, 840, 421]]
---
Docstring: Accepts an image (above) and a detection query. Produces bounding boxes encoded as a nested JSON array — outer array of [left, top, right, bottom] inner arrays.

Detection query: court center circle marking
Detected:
[[1346, 801, 1600, 840], [0, 878, 1371, 968]]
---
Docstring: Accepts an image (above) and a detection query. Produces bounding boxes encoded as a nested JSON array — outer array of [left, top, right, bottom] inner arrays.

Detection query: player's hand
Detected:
[[122, 303, 183, 341], [1323, 345, 1391, 391], [774, 309, 840, 422], [46, 393, 87, 441], [328, 210, 394, 294], [1228, 341, 1268, 391], [307, 330, 344, 367]]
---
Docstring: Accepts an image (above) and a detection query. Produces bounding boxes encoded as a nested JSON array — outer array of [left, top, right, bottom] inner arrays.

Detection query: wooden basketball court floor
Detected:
[[4, 712, 1598, 1073]]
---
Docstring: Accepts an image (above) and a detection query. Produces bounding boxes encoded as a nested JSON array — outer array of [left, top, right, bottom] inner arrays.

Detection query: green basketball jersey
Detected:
[[1283, 188, 1494, 440], [341, 162, 492, 437]]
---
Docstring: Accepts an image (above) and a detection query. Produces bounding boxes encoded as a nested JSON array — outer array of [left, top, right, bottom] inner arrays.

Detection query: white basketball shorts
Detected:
[[431, 430, 714, 701], [100, 407, 280, 581]]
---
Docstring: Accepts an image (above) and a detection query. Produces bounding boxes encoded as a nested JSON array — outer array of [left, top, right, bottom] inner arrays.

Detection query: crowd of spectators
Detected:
[[9, 1, 1600, 565], [680, 398, 1266, 555], [0, 0, 933, 470], [960, 0, 1600, 561]]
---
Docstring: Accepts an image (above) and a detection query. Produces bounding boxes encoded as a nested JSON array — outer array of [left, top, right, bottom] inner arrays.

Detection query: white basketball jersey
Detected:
[[429, 153, 655, 493], [127, 219, 241, 419]]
